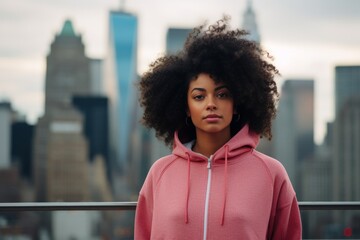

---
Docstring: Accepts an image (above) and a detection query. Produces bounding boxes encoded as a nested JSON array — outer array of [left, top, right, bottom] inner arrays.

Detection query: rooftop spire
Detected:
[[119, 0, 126, 11], [246, 0, 253, 10], [242, 0, 261, 44], [60, 19, 76, 36]]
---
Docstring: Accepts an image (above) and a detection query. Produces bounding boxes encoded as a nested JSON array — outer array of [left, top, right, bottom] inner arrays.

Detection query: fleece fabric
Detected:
[[135, 125, 302, 240]]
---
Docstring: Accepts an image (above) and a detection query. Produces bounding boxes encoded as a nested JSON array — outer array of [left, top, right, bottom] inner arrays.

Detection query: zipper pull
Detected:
[[207, 156, 212, 169]]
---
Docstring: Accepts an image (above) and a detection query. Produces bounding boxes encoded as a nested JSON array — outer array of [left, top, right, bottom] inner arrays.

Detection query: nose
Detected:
[[206, 96, 217, 111]]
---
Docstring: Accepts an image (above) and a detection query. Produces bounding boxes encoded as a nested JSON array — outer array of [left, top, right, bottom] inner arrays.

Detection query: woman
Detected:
[[135, 17, 302, 239]]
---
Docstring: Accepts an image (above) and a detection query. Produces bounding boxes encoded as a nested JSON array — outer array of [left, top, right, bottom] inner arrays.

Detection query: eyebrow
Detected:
[[190, 85, 228, 93]]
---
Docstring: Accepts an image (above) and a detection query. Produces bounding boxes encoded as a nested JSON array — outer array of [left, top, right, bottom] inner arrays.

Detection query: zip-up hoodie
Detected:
[[135, 125, 302, 239]]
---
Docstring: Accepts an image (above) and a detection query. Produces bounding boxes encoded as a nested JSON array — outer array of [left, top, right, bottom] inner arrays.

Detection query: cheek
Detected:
[[187, 105, 198, 117], [225, 102, 235, 115]]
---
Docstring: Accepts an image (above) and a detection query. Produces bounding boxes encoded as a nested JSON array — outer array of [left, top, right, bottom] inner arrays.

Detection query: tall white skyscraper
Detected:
[[241, 0, 261, 44]]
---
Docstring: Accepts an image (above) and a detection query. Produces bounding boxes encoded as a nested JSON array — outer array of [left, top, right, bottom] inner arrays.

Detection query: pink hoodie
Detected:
[[135, 125, 302, 239]]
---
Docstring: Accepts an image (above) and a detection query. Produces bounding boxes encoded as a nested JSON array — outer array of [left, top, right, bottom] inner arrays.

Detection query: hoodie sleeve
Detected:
[[268, 196, 302, 240], [267, 174, 302, 240], [134, 169, 155, 240]]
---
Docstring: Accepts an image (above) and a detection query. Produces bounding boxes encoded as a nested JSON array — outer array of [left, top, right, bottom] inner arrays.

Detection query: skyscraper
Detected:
[[166, 28, 192, 55], [0, 102, 22, 202], [44, 20, 91, 113], [0, 102, 12, 169], [103, 11, 138, 171], [335, 66, 360, 115], [11, 121, 34, 180], [90, 58, 104, 95], [273, 80, 315, 194], [45, 107, 89, 201], [72, 95, 110, 180], [144, 27, 193, 164], [241, 0, 261, 44], [333, 65, 360, 201], [33, 19, 91, 201]]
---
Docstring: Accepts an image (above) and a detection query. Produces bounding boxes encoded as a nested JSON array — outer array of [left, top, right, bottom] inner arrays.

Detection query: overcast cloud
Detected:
[[0, 0, 360, 143]]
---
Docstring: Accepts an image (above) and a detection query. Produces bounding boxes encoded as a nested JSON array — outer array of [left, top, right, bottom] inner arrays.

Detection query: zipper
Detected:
[[203, 155, 213, 240]]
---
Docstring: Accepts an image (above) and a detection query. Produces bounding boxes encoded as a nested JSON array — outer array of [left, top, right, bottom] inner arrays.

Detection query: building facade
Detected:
[[103, 11, 138, 171], [273, 80, 315, 196], [0, 102, 12, 169], [166, 28, 192, 55], [241, 0, 261, 44], [333, 66, 360, 201], [33, 19, 91, 201], [11, 121, 34, 180], [72, 95, 110, 179]]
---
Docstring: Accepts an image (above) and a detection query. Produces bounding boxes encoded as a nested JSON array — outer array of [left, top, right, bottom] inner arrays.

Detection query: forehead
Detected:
[[188, 73, 225, 89]]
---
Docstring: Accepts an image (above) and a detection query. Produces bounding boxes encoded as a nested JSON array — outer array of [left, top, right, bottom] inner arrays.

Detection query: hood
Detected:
[[172, 124, 260, 225], [173, 124, 259, 163]]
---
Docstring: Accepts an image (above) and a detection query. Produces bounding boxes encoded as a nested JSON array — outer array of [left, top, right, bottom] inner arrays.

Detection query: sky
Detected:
[[1, 0, 360, 144]]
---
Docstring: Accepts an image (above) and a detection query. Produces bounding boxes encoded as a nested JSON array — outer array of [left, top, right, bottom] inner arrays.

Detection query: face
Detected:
[[187, 73, 235, 136]]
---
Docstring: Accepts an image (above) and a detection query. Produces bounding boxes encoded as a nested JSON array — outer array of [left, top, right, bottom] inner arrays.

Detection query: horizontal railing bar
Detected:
[[0, 202, 137, 211], [299, 201, 360, 210], [0, 201, 360, 212]]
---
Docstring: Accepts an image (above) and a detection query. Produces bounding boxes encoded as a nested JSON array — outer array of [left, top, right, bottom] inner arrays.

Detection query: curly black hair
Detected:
[[139, 17, 279, 146]]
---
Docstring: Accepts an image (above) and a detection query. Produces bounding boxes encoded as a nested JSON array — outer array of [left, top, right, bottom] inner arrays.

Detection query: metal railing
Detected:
[[0, 201, 360, 211]]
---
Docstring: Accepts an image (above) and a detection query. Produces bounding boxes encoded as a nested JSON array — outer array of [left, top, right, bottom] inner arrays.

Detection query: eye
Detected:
[[193, 94, 205, 100], [216, 91, 231, 99]]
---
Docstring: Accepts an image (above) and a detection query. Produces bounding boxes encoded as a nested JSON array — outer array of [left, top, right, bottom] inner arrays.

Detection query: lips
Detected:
[[204, 114, 221, 119], [203, 114, 222, 123]]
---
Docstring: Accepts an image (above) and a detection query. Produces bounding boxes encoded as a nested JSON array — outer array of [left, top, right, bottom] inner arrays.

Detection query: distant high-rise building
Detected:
[[333, 65, 360, 201], [44, 19, 91, 113], [335, 66, 360, 115], [0, 168, 21, 202], [46, 107, 89, 201], [273, 80, 315, 195], [104, 11, 138, 171], [301, 156, 332, 201], [0, 102, 12, 169], [241, 0, 261, 44], [90, 58, 104, 95], [0, 102, 23, 203], [33, 19, 91, 201], [166, 28, 192, 55], [333, 99, 360, 201], [11, 121, 34, 180], [241, 0, 270, 155], [142, 27, 193, 164], [72, 95, 110, 179], [128, 99, 152, 194]]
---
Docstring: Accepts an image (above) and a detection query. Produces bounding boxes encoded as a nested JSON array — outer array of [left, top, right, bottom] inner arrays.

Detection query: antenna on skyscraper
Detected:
[[247, 0, 252, 9], [119, 0, 126, 11], [241, 0, 261, 44]]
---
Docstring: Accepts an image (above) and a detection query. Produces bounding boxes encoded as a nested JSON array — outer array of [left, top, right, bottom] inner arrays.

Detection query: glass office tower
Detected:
[[104, 11, 138, 172]]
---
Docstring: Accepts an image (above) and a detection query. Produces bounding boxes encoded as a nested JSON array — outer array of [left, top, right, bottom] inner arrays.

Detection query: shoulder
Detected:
[[251, 150, 291, 184], [251, 150, 297, 206], [146, 154, 179, 183], [139, 154, 178, 195]]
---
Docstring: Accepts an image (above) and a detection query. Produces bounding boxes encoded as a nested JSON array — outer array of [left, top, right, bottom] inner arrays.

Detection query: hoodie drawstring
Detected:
[[221, 145, 229, 225], [185, 152, 191, 223]]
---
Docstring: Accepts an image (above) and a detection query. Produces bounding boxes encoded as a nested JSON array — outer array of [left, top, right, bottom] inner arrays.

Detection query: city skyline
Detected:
[[1, 0, 360, 144]]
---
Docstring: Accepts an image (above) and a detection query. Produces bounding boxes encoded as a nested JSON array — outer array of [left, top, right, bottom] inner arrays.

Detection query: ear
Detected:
[[186, 109, 190, 117], [233, 107, 238, 114]]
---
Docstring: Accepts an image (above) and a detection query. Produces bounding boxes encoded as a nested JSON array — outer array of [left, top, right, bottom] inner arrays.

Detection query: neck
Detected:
[[193, 129, 231, 158]]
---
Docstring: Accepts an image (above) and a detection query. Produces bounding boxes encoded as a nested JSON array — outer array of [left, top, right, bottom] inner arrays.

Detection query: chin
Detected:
[[202, 127, 229, 134]]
